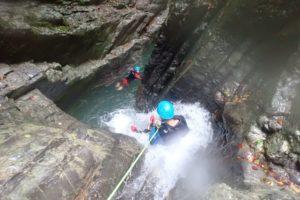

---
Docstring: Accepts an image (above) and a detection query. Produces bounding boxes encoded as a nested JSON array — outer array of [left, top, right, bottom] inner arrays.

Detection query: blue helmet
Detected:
[[157, 100, 174, 120], [134, 65, 141, 72]]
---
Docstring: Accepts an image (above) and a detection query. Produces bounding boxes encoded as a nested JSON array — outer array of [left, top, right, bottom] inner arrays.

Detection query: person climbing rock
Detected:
[[115, 65, 142, 90], [148, 100, 189, 144]]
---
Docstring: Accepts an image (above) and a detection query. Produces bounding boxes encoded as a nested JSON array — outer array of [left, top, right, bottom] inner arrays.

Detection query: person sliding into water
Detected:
[[115, 65, 142, 91], [132, 100, 189, 144]]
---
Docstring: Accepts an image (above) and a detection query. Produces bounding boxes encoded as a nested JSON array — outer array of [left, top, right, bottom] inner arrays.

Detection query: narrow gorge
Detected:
[[0, 0, 300, 199]]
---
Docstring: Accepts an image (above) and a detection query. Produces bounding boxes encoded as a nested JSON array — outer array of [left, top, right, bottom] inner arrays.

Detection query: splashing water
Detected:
[[100, 102, 213, 199]]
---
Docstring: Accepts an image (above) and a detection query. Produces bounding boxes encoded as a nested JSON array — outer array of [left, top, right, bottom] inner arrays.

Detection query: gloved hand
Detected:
[[150, 115, 161, 126], [131, 125, 138, 132], [150, 115, 155, 124]]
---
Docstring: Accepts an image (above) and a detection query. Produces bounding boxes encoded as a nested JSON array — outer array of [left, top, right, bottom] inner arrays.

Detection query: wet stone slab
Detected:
[[0, 62, 60, 99], [0, 89, 141, 199]]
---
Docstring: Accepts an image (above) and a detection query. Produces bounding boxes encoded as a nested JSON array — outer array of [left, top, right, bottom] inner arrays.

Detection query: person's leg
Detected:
[[121, 78, 129, 87]]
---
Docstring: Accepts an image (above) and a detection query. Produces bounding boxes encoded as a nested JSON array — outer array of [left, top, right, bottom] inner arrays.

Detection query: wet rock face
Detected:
[[264, 133, 290, 166], [0, 89, 141, 199], [258, 116, 283, 134], [222, 103, 253, 139], [0, 0, 166, 65], [0, 62, 61, 98], [136, 0, 227, 110]]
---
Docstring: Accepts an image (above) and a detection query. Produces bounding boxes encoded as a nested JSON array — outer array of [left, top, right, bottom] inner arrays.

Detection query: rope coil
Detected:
[[107, 129, 159, 200]]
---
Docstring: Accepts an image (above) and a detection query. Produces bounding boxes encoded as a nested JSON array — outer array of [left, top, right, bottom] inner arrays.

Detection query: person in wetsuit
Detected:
[[149, 100, 189, 144], [116, 65, 142, 90]]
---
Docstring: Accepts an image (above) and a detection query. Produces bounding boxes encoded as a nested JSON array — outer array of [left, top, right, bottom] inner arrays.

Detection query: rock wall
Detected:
[[0, 89, 141, 199], [0, 0, 166, 65], [137, 0, 300, 197]]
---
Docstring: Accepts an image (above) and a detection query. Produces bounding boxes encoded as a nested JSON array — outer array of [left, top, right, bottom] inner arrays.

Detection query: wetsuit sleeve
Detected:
[[177, 115, 188, 129]]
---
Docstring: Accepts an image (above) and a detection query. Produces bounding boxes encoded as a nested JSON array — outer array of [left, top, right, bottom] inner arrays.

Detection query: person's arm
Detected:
[[176, 115, 189, 131]]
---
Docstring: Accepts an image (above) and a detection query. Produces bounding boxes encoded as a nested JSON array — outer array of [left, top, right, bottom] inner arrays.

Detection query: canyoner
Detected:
[[107, 100, 190, 199], [131, 100, 189, 144], [115, 65, 142, 91], [112, 102, 213, 199]]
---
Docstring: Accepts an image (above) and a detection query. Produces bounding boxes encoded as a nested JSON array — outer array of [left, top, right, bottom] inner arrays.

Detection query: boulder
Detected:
[[246, 125, 266, 152], [286, 129, 300, 155], [258, 116, 283, 134], [264, 133, 290, 166], [222, 103, 253, 140]]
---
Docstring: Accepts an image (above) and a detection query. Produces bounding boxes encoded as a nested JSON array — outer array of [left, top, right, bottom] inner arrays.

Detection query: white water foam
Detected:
[[100, 102, 213, 199]]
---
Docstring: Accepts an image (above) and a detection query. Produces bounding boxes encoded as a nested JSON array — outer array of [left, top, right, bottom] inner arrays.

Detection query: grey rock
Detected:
[[0, 89, 141, 199], [285, 129, 300, 155], [201, 183, 298, 200], [0, 62, 58, 99], [246, 125, 267, 152], [258, 116, 283, 134], [222, 103, 252, 139], [46, 68, 64, 83], [0, 64, 12, 77], [258, 116, 270, 128], [0, 0, 167, 65], [269, 120, 283, 133], [264, 133, 290, 166], [136, 0, 151, 10], [287, 168, 300, 186], [214, 91, 225, 105]]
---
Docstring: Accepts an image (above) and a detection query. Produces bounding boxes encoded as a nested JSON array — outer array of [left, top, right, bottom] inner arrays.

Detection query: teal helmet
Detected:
[[157, 100, 174, 120], [134, 65, 141, 72]]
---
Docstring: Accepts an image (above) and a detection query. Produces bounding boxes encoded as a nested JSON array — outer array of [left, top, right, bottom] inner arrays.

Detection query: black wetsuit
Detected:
[[158, 115, 189, 143], [127, 70, 136, 81], [121, 70, 141, 86]]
